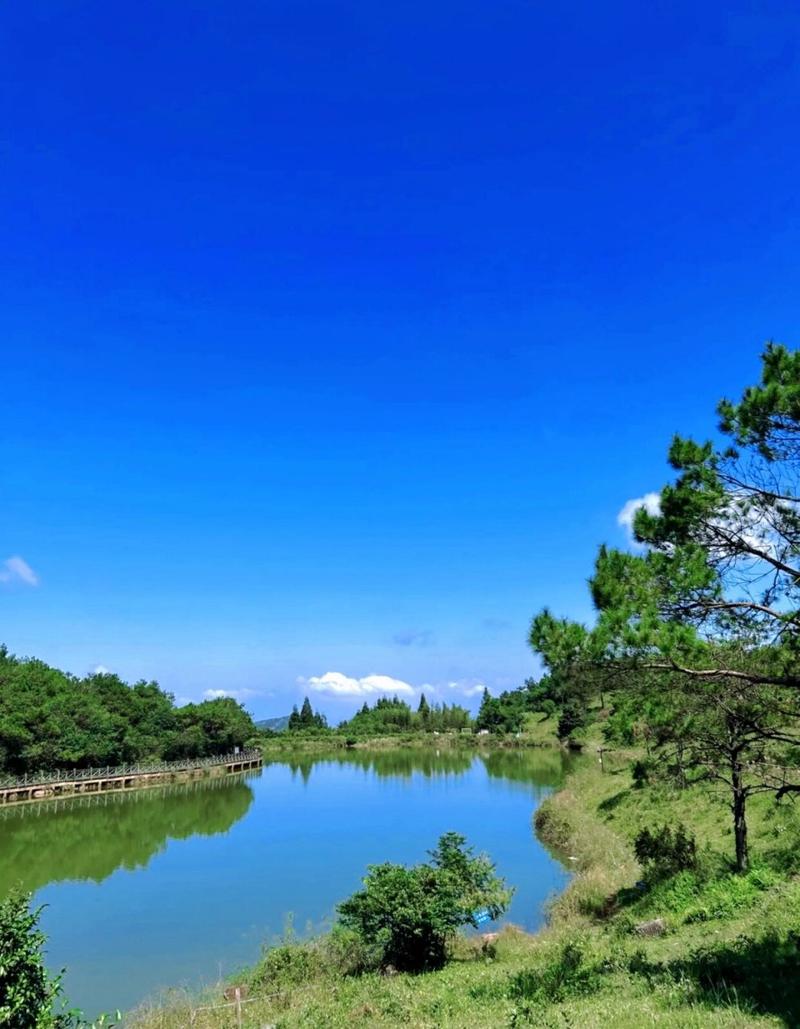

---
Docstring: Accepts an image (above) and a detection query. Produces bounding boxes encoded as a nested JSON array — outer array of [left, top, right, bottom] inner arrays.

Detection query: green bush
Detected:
[[250, 942, 323, 989], [319, 926, 375, 976], [630, 759, 651, 789], [0, 892, 70, 1029], [508, 940, 604, 1009], [336, 833, 513, 972], [634, 823, 697, 881], [556, 700, 586, 740]]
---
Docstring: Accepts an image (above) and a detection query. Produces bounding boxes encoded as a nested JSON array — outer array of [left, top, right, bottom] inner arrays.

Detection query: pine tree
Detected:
[[299, 696, 315, 727], [417, 693, 430, 728]]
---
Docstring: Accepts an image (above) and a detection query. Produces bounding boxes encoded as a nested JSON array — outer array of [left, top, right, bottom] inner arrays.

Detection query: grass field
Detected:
[[129, 726, 800, 1028]]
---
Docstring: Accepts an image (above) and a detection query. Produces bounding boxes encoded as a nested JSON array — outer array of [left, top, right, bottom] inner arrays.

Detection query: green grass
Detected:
[[129, 725, 800, 1028]]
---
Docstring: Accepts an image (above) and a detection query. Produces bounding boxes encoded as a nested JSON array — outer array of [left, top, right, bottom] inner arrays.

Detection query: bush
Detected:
[[508, 940, 603, 1008], [634, 823, 697, 882], [0, 892, 70, 1028], [630, 759, 651, 789], [336, 833, 513, 972], [250, 942, 323, 989], [319, 926, 375, 976], [557, 700, 586, 740]]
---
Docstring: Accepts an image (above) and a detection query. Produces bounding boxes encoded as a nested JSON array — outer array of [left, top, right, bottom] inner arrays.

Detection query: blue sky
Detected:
[[2, 1, 799, 719]]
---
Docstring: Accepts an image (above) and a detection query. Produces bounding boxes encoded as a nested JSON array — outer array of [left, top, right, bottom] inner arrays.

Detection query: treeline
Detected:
[[342, 693, 471, 734], [279, 693, 472, 736], [0, 647, 258, 774]]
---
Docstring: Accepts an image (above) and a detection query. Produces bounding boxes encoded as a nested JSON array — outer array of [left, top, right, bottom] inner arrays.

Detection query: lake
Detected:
[[0, 748, 572, 1016]]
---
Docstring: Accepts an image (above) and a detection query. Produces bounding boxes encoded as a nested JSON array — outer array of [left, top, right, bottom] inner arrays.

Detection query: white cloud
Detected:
[[300, 671, 415, 698], [0, 556, 39, 587], [93, 665, 111, 676], [203, 688, 259, 701], [617, 492, 661, 540], [437, 678, 487, 699]]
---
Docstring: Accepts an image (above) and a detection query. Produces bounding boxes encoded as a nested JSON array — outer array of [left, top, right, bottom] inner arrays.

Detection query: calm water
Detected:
[[0, 749, 572, 1016]]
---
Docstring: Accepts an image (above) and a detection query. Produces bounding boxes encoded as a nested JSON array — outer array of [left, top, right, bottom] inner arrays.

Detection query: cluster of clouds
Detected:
[[0, 556, 39, 587], [300, 672, 415, 698], [297, 671, 488, 701]]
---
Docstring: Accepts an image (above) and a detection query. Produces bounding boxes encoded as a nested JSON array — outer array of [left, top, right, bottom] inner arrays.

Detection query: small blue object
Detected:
[[473, 908, 491, 925]]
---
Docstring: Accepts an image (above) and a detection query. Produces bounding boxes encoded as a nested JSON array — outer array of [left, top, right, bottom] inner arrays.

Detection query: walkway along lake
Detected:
[[0, 748, 574, 1016]]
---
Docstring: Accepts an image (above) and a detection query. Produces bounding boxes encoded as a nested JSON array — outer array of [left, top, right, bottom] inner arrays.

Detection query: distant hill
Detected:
[[256, 715, 290, 732]]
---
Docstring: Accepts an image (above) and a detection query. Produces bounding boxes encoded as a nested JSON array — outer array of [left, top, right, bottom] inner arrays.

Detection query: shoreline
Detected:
[[128, 734, 800, 1027]]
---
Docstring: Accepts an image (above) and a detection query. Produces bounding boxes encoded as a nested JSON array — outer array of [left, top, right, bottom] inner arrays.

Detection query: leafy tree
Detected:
[[531, 344, 800, 871], [169, 697, 256, 758], [474, 679, 564, 734], [0, 648, 258, 773], [0, 892, 69, 1028], [336, 833, 512, 971]]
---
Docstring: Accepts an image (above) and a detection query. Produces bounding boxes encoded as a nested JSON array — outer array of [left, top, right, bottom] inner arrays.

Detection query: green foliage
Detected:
[[251, 942, 322, 989], [0, 647, 257, 774], [507, 941, 602, 1007], [639, 866, 780, 925], [633, 823, 697, 882], [556, 699, 586, 740], [339, 695, 470, 736], [168, 697, 257, 758], [336, 832, 512, 972], [630, 759, 652, 788], [474, 678, 565, 735], [0, 892, 69, 1028], [286, 696, 328, 732], [529, 344, 800, 871]]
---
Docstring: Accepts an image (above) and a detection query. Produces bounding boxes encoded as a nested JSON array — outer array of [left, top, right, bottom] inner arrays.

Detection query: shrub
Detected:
[[336, 832, 513, 972], [0, 892, 70, 1028], [557, 700, 586, 740], [634, 823, 697, 881], [508, 940, 603, 1006], [319, 926, 375, 976], [250, 942, 323, 989], [630, 759, 651, 789]]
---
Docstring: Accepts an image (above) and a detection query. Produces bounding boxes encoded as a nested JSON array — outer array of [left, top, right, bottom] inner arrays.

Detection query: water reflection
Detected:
[[268, 746, 570, 787], [481, 748, 568, 788], [0, 772, 256, 895]]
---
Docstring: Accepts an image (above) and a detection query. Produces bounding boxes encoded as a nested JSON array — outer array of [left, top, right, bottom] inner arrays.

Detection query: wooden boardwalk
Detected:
[[0, 750, 263, 806]]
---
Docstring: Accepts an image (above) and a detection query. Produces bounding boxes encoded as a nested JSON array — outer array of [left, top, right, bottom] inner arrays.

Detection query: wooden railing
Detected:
[[0, 749, 263, 791]]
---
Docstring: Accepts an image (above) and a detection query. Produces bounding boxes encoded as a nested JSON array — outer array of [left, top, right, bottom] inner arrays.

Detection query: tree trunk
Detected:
[[731, 763, 749, 873]]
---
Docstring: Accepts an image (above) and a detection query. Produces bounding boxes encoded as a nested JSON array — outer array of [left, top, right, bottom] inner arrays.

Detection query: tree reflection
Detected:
[[270, 748, 474, 782], [267, 747, 571, 786], [480, 749, 572, 789], [0, 772, 256, 895]]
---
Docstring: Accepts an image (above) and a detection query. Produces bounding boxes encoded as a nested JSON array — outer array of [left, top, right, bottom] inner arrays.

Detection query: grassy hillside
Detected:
[[129, 723, 800, 1028]]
